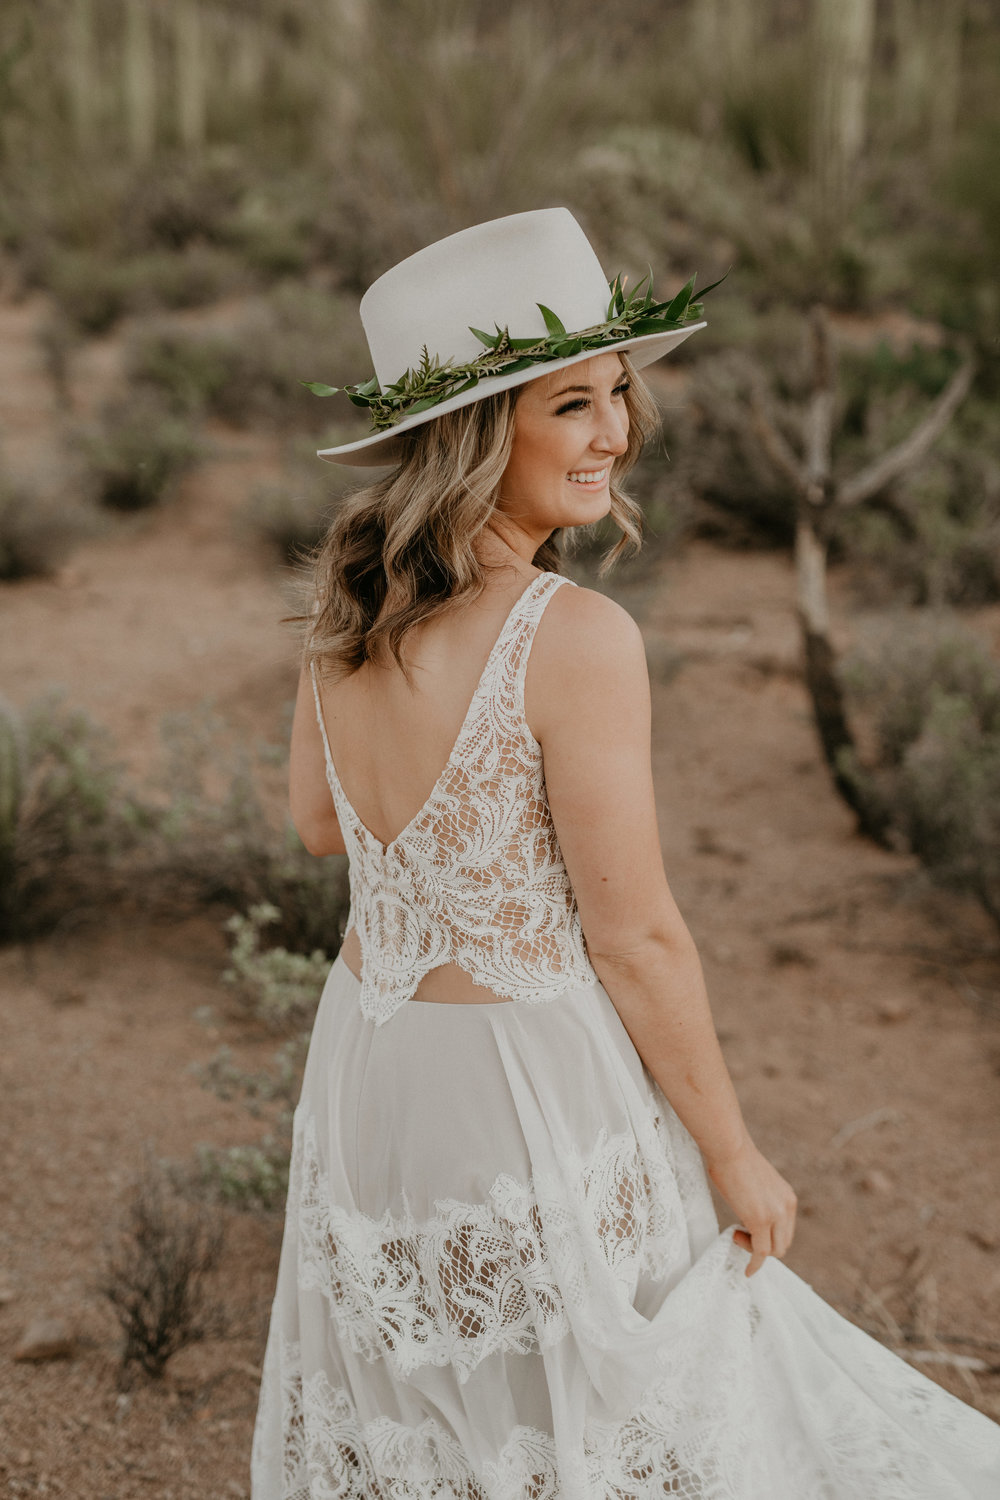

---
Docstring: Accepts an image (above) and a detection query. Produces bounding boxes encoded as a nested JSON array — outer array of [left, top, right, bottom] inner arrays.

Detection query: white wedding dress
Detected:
[[251, 571, 1000, 1498]]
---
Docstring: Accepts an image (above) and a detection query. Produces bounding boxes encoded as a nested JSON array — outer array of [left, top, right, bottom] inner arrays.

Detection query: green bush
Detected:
[[0, 694, 350, 950], [146, 703, 350, 954], [0, 692, 149, 940], [223, 902, 332, 1030], [80, 390, 201, 510], [126, 285, 369, 432], [194, 1026, 312, 1213], [842, 616, 1000, 928], [0, 477, 96, 579]]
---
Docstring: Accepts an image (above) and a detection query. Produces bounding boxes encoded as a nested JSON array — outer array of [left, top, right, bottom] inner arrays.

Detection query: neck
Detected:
[[476, 516, 550, 572]]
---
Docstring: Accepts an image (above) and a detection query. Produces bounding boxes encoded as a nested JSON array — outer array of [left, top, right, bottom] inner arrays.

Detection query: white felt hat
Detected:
[[314, 207, 707, 467]]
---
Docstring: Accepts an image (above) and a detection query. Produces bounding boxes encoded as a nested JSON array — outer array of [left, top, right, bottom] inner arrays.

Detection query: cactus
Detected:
[[0, 698, 25, 937]]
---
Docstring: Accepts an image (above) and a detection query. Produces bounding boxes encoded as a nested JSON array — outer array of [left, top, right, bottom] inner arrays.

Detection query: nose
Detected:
[[592, 395, 629, 456]]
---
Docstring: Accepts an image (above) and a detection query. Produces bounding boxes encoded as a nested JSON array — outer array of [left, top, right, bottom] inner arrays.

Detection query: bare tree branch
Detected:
[[838, 352, 976, 508], [804, 306, 837, 495], [749, 372, 808, 497]]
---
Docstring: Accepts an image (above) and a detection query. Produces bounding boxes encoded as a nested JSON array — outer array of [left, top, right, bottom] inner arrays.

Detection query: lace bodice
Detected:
[[310, 570, 599, 1024]]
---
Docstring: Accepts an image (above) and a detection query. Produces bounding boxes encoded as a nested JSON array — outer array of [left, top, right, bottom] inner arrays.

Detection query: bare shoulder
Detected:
[[526, 581, 648, 740], [534, 580, 646, 675]]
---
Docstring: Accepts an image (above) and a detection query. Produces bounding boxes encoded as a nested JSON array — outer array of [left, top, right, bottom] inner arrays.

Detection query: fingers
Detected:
[[772, 1197, 797, 1260], [734, 1193, 798, 1276], [746, 1222, 772, 1277]]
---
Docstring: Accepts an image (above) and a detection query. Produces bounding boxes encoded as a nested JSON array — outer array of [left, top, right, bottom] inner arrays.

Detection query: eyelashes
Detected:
[[555, 381, 631, 416]]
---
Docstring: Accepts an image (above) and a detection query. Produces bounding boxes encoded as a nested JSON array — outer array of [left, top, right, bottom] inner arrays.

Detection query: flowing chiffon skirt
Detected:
[[250, 953, 1000, 1499]]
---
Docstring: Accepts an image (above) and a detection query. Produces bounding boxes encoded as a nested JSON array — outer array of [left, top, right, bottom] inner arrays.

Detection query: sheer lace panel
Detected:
[[310, 571, 598, 1024], [290, 1108, 701, 1385]]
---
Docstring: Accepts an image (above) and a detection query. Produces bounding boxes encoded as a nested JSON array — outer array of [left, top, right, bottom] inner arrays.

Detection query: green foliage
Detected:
[[194, 1138, 290, 1213], [0, 695, 349, 951], [842, 617, 1000, 929], [194, 1021, 312, 1213], [0, 475, 96, 579], [148, 702, 350, 955], [223, 903, 332, 1030], [44, 242, 245, 335], [80, 391, 201, 510], [127, 286, 367, 431], [0, 692, 148, 940], [833, 381, 1000, 607]]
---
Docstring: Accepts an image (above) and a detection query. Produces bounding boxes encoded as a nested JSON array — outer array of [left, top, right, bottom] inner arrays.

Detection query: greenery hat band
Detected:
[[309, 208, 716, 467]]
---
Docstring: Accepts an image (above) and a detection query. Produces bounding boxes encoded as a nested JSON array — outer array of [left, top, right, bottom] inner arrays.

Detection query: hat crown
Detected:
[[360, 209, 610, 388]]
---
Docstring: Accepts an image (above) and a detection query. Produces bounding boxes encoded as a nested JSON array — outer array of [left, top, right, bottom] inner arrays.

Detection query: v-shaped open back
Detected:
[[309, 571, 551, 856], [308, 568, 597, 1024]]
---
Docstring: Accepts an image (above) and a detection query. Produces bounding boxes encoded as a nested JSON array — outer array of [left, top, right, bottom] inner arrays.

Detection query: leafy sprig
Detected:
[[304, 270, 726, 432]]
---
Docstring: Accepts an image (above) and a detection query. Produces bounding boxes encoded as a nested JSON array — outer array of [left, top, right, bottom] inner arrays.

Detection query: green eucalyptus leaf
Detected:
[[537, 303, 567, 338], [692, 269, 730, 300], [469, 326, 500, 349], [302, 381, 341, 396], [664, 276, 696, 322]]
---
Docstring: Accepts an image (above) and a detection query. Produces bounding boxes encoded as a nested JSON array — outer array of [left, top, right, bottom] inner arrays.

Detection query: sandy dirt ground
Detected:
[[1, 294, 999, 1497]]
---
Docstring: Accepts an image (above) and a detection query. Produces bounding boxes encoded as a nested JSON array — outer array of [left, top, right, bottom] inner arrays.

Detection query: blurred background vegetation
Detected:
[[2, 0, 1000, 967]]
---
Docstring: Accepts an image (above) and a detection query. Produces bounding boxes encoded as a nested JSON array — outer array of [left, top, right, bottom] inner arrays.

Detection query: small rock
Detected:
[[877, 998, 911, 1023], [857, 1169, 892, 1196], [13, 1317, 74, 1362]]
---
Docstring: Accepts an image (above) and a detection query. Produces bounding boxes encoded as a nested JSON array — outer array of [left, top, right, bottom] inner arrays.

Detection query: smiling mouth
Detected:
[[566, 469, 608, 487]]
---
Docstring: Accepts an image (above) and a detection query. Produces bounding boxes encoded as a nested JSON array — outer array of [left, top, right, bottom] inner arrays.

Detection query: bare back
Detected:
[[317, 564, 544, 1003]]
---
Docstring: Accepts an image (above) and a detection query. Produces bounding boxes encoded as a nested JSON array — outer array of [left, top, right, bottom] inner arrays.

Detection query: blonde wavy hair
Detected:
[[305, 354, 660, 682]]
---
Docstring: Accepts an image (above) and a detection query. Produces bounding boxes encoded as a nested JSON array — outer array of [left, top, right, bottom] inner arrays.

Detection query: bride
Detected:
[[250, 208, 1000, 1497]]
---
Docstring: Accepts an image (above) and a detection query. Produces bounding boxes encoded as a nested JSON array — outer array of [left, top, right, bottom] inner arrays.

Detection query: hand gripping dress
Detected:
[[251, 570, 1000, 1499]]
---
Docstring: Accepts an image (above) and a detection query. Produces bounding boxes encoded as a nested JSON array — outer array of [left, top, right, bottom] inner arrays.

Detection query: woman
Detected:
[[251, 209, 1000, 1497]]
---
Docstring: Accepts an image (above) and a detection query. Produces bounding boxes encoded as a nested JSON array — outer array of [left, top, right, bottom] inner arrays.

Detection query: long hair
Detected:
[[305, 354, 660, 682]]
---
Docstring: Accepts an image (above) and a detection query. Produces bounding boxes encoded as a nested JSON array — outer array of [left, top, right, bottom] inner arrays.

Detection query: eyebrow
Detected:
[[547, 376, 630, 400]]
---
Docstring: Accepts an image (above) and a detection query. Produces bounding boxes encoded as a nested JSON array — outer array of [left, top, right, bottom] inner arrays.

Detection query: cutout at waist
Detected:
[[338, 926, 514, 1005]]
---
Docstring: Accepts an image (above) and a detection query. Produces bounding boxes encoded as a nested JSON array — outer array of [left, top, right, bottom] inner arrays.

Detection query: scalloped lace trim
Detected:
[[291, 1106, 710, 1385]]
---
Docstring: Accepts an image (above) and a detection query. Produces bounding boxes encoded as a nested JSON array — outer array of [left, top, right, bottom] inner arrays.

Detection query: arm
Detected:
[[288, 662, 348, 857], [527, 586, 796, 1275]]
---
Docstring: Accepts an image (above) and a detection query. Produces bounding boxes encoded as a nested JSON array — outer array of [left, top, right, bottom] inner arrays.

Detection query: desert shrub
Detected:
[[96, 1148, 227, 1382], [0, 477, 96, 579], [223, 902, 332, 1030], [242, 451, 354, 564], [44, 249, 134, 336], [842, 616, 1000, 928], [833, 388, 1000, 607], [194, 1137, 292, 1213], [0, 692, 149, 940], [195, 1028, 311, 1213], [80, 390, 201, 510], [126, 284, 368, 432], [0, 695, 349, 949], [670, 348, 800, 548], [147, 704, 350, 954]]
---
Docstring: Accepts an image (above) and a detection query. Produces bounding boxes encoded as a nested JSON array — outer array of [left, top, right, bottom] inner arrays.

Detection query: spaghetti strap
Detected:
[[308, 659, 334, 774]]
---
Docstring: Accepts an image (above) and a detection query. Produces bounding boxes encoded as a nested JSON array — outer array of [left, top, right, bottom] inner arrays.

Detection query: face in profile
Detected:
[[498, 351, 630, 536]]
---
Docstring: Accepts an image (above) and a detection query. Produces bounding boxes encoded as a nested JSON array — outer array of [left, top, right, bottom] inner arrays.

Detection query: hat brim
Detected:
[[315, 322, 706, 467]]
